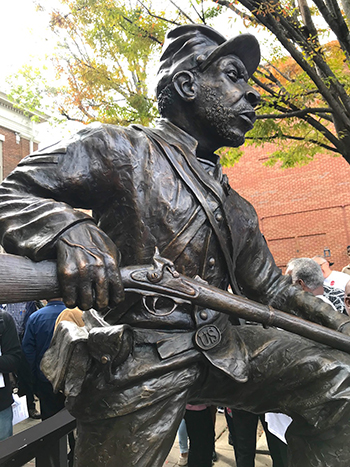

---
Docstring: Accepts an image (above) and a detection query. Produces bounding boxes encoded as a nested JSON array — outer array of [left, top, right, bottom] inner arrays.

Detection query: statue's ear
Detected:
[[172, 71, 197, 101]]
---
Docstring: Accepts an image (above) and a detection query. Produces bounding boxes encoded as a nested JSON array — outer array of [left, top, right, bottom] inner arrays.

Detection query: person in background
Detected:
[[23, 299, 76, 467], [22, 298, 66, 420], [177, 418, 189, 466], [290, 258, 337, 309], [284, 258, 297, 275], [264, 412, 291, 467], [311, 257, 348, 313], [342, 246, 350, 275], [184, 404, 215, 467], [0, 311, 21, 441], [344, 280, 350, 316], [210, 406, 218, 463], [323, 285, 347, 315], [225, 408, 288, 467], [54, 307, 84, 331], [2, 302, 40, 419], [288, 257, 346, 313], [4, 302, 36, 341], [176, 407, 217, 466], [313, 256, 350, 290]]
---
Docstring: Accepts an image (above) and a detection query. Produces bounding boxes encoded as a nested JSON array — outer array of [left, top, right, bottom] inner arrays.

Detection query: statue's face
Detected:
[[194, 55, 260, 148]]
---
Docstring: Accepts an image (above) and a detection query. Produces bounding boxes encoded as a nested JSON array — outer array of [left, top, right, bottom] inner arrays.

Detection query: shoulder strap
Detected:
[[137, 126, 241, 295]]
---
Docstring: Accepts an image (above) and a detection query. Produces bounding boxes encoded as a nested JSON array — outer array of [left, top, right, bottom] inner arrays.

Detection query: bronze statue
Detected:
[[1, 24, 350, 466]]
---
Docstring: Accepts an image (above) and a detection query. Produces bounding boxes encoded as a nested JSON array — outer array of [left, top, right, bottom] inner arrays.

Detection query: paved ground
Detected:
[[15, 410, 272, 466]]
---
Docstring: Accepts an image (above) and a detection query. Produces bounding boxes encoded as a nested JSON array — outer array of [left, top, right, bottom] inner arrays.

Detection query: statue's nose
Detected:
[[245, 88, 260, 108]]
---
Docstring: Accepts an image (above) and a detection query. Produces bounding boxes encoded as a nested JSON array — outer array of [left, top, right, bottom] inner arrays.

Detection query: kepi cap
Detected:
[[156, 24, 260, 97]]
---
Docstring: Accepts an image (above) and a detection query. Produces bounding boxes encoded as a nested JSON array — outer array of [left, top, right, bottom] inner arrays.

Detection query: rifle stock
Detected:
[[1, 253, 350, 354]]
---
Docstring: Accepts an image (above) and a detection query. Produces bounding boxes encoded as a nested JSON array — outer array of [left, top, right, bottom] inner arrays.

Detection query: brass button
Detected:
[[208, 257, 215, 267], [101, 355, 109, 364], [215, 212, 223, 222], [200, 310, 208, 320]]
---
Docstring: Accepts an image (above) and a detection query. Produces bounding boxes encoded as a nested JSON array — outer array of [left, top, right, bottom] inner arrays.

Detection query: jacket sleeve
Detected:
[[0, 124, 135, 261], [233, 194, 350, 332], [0, 313, 21, 374]]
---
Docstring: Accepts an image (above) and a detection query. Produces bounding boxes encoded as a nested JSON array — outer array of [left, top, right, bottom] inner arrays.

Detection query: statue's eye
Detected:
[[227, 69, 238, 82]]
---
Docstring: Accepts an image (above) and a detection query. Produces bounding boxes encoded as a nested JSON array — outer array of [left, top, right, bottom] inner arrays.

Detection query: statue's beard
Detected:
[[201, 85, 249, 147]]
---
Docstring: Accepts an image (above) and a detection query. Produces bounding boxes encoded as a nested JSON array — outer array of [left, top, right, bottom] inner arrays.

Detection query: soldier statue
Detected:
[[1, 24, 350, 466]]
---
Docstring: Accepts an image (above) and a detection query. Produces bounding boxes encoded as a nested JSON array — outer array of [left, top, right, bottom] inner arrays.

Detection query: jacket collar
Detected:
[[153, 119, 220, 165], [153, 118, 198, 155], [153, 118, 224, 182]]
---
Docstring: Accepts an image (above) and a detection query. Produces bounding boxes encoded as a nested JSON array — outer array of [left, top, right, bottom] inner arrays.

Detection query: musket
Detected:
[[1, 251, 350, 353]]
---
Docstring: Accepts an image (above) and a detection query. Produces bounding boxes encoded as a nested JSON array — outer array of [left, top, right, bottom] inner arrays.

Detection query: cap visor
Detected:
[[199, 34, 260, 77]]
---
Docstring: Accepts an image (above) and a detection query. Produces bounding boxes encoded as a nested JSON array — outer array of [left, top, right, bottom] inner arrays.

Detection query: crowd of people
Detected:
[[1, 250, 350, 467], [0, 300, 73, 447]]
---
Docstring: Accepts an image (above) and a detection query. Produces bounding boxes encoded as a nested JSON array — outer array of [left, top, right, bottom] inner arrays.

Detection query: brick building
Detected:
[[224, 144, 350, 272], [0, 91, 47, 180]]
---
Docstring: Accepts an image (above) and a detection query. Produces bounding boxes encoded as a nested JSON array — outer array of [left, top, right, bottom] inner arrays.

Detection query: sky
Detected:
[[0, 2, 57, 88], [0, 1, 71, 146]]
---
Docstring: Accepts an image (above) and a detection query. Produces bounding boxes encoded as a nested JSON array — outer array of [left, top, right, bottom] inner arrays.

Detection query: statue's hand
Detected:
[[56, 222, 124, 311]]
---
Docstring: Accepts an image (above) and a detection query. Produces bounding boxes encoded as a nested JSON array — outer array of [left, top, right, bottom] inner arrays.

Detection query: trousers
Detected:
[[0, 405, 13, 441], [35, 380, 65, 420], [71, 325, 350, 467], [178, 419, 188, 454], [225, 408, 288, 467], [185, 407, 215, 467]]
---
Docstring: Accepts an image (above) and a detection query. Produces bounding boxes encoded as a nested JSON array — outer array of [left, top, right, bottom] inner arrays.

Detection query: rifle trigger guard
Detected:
[[142, 295, 177, 316]]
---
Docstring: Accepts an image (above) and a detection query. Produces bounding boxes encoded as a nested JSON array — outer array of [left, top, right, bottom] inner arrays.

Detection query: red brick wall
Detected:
[[224, 144, 350, 272], [0, 126, 38, 177]]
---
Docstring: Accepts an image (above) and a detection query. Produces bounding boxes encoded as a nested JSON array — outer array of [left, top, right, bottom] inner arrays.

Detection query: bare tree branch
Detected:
[[256, 108, 333, 119], [263, 61, 296, 83], [187, 0, 205, 23], [312, 0, 350, 59], [235, 0, 350, 129], [214, 0, 257, 23], [246, 133, 339, 153], [168, 0, 195, 23], [298, 0, 319, 41], [251, 74, 342, 150], [59, 109, 85, 122], [137, 0, 181, 27]]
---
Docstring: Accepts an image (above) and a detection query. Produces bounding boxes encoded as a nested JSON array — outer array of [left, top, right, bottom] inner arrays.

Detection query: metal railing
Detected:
[[0, 409, 76, 467]]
